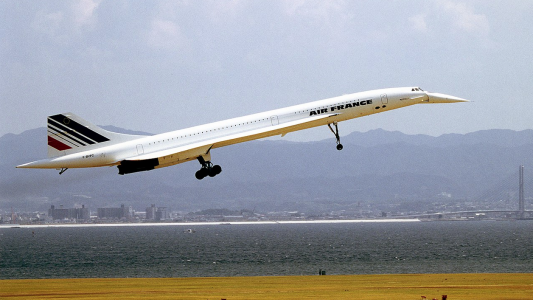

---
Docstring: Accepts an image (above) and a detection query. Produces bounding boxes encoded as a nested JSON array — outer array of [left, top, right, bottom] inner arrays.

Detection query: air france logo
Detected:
[[309, 99, 372, 116]]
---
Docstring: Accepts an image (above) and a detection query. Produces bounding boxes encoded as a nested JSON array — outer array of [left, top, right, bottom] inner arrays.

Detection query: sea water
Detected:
[[1, 221, 532, 279]]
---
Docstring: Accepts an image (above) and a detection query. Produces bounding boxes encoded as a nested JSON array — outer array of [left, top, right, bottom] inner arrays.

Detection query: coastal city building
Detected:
[[48, 205, 90, 221], [146, 204, 169, 221], [97, 204, 133, 220]]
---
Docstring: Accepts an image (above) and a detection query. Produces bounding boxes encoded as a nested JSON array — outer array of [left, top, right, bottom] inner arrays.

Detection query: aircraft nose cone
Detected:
[[426, 92, 468, 103]]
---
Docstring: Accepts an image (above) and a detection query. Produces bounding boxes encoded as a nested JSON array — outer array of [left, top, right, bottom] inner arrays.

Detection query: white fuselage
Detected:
[[17, 87, 466, 171]]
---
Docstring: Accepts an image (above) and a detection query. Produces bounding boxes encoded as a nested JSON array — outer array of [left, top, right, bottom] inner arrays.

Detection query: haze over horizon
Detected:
[[2, 1, 532, 141]]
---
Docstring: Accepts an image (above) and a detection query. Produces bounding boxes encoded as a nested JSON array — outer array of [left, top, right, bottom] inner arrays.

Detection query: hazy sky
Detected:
[[1, 0, 532, 141]]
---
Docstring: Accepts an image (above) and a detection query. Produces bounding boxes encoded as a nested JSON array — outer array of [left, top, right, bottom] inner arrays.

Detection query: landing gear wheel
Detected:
[[195, 156, 222, 180], [195, 170, 203, 180], [208, 165, 222, 177], [336, 144, 343, 151], [212, 165, 222, 175], [195, 168, 208, 180]]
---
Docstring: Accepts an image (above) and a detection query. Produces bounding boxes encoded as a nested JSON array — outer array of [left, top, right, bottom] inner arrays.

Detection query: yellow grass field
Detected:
[[1, 273, 532, 300]]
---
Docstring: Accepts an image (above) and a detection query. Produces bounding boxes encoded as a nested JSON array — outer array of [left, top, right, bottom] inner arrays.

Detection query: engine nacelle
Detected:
[[118, 159, 159, 175]]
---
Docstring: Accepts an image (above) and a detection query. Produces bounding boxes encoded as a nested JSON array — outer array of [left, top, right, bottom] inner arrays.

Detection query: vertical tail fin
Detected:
[[47, 113, 145, 158]]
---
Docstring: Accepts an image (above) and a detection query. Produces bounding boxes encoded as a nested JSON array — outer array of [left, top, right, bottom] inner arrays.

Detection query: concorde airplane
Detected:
[[17, 87, 467, 179]]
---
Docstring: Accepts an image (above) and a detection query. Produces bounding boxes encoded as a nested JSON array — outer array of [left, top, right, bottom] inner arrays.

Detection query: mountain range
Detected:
[[1, 127, 532, 214]]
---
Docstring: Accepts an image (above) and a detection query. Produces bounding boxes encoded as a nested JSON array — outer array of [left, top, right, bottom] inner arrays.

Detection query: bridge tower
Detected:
[[519, 165, 525, 219]]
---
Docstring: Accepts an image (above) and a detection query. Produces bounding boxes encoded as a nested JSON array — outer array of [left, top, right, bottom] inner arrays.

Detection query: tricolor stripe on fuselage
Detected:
[[47, 114, 110, 151]]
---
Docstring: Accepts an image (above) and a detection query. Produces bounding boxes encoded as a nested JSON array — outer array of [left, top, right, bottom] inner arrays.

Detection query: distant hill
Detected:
[[1, 127, 532, 214], [338, 128, 533, 148]]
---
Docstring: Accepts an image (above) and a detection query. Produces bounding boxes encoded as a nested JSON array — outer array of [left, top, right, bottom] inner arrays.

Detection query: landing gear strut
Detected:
[[328, 122, 343, 150], [195, 156, 222, 180]]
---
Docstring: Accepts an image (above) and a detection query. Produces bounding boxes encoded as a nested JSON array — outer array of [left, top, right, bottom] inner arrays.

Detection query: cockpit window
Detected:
[[411, 87, 424, 92]]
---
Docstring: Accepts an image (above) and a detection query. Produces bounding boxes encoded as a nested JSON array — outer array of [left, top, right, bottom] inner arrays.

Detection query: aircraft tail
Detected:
[[47, 113, 146, 158]]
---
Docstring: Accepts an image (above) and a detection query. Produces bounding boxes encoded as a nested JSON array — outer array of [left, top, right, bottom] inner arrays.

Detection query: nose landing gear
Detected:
[[328, 122, 343, 151], [195, 156, 222, 180]]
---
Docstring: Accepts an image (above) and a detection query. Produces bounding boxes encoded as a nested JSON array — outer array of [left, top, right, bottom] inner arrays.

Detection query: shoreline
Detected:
[[0, 218, 419, 229]]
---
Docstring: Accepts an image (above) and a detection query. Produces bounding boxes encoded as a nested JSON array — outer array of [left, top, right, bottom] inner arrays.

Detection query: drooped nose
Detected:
[[425, 92, 469, 103]]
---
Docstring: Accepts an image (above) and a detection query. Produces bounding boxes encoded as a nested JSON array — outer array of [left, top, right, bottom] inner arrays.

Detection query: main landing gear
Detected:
[[195, 156, 222, 180], [328, 122, 343, 150]]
